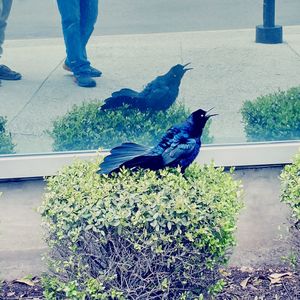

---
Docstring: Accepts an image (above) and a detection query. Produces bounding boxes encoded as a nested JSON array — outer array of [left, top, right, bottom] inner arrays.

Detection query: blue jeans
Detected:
[[56, 0, 98, 75], [0, 0, 12, 57]]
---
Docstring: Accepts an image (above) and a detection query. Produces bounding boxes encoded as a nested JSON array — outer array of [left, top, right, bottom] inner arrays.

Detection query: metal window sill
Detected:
[[0, 141, 299, 180]]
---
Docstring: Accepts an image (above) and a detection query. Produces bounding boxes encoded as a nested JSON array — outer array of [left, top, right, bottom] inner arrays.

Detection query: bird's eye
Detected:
[[201, 114, 204, 117], [173, 75, 176, 77]]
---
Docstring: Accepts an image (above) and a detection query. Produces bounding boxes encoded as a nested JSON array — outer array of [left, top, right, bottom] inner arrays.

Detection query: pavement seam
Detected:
[[9, 132, 47, 137], [8, 57, 65, 127], [286, 42, 300, 59]]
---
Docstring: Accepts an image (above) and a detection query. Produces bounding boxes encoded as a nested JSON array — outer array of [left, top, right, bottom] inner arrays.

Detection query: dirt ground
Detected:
[[0, 276, 43, 300], [1, 267, 299, 300], [216, 267, 300, 300]]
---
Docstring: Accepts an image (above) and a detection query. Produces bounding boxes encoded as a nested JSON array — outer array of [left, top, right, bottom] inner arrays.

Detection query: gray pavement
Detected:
[[0, 180, 47, 280], [1, 27, 300, 153], [229, 167, 291, 268]]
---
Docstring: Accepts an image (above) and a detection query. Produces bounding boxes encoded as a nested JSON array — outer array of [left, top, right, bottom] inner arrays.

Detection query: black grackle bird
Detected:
[[100, 63, 192, 112], [98, 108, 217, 175]]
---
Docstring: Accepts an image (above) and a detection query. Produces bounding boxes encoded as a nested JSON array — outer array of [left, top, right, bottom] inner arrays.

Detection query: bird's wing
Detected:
[[155, 126, 181, 152], [100, 89, 140, 110], [111, 88, 139, 98], [161, 137, 197, 166], [146, 86, 170, 104], [141, 79, 170, 98], [98, 142, 151, 174]]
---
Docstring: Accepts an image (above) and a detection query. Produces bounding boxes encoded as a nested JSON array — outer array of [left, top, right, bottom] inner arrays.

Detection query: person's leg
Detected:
[[80, 0, 98, 62], [79, 0, 101, 77], [56, 0, 90, 75], [56, 0, 96, 87], [0, 0, 21, 81], [0, 0, 12, 57]]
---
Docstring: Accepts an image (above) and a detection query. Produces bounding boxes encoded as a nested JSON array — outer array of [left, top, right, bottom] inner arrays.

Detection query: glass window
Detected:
[[0, 0, 299, 157]]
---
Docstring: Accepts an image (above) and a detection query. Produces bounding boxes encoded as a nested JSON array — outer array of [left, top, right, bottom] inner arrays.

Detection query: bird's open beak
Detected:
[[206, 107, 218, 118], [183, 62, 193, 72]]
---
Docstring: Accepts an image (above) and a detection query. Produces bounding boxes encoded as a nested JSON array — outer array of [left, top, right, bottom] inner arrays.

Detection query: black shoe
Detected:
[[74, 74, 96, 88], [63, 63, 102, 77], [0, 65, 22, 80], [88, 66, 102, 77]]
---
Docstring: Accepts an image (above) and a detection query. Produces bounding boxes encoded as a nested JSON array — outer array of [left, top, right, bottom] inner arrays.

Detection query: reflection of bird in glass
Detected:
[[99, 63, 193, 112], [98, 108, 217, 175]]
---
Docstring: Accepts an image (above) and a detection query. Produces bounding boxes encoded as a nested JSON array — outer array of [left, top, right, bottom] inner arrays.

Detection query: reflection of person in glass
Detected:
[[0, 0, 22, 86], [56, 0, 102, 88]]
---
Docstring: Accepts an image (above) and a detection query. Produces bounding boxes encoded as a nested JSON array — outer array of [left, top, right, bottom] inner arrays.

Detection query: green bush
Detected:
[[280, 150, 300, 268], [281, 150, 300, 221], [41, 160, 242, 299], [241, 87, 300, 142], [50, 102, 213, 151], [0, 116, 15, 154]]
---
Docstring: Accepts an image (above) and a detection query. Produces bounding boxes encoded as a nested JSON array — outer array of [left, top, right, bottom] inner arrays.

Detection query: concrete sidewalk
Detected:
[[0, 180, 47, 280], [0, 26, 300, 153]]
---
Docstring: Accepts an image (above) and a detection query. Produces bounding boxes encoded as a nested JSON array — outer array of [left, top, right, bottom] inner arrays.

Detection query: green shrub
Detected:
[[281, 150, 300, 222], [280, 150, 300, 268], [0, 116, 15, 154], [50, 102, 213, 151], [41, 160, 242, 299], [241, 87, 300, 142]]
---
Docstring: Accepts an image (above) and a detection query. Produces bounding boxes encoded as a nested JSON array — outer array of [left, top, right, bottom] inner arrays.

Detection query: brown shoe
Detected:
[[63, 63, 102, 77], [63, 63, 72, 72]]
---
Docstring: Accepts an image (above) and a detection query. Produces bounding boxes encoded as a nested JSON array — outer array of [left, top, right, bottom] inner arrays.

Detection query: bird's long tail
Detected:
[[100, 88, 140, 110], [98, 142, 162, 175]]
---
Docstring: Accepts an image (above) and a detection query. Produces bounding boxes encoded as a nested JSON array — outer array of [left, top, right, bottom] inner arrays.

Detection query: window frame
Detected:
[[0, 141, 299, 180]]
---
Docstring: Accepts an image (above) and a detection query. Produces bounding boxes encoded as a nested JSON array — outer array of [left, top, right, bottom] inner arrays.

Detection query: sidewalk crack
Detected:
[[8, 57, 65, 126], [286, 42, 300, 59]]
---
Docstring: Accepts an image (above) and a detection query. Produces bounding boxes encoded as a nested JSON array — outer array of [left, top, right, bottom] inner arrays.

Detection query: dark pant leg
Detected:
[[80, 0, 98, 62], [56, 0, 90, 75], [0, 0, 13, 56]]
